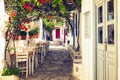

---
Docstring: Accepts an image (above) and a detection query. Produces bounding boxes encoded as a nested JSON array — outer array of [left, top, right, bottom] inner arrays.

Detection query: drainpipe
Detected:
[[77, 11, 80, 51], [72, 13, 75, 47]]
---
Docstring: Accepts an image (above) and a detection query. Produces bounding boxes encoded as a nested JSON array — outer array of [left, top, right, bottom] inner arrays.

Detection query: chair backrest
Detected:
[[16, 52, 28, 62], [23, 47, 34, 52], [16, 47, 24, 52], [28, 39, 35, 47]]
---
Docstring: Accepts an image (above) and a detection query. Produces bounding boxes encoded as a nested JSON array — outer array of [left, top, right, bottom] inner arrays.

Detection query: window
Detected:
[[108, 24, 114, 44], [98, 6, 103, 23], [107, 0, 114, 21], [98, 27, 103, 43]]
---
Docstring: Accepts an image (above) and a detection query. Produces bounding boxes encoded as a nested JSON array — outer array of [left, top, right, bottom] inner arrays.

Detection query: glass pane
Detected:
[[98, 27, 103, 43], [98, 6, 103, 23], [108, 24, 114, 44], [107, 0, 114, 21]]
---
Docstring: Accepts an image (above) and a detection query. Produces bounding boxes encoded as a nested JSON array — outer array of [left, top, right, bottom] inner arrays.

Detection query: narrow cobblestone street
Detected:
[[21, 45, 76, 80]]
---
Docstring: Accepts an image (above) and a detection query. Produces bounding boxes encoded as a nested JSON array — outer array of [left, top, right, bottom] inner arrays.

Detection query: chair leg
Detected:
[[16, 61, 18, 68], [26, 61, 28, 78], [29, 58, 31, 76], [35, 53, 38, 69], [32, 56, 34, 74], [41, 52, 44, 64]]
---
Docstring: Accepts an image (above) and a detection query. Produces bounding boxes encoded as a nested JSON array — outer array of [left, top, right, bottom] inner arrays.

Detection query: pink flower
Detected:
[[23, 4, 29, 9], [48, 16, 51, 19], [20, 24, 28, 31], [23, 2, 34, 12], [10, 11, 17, 17]]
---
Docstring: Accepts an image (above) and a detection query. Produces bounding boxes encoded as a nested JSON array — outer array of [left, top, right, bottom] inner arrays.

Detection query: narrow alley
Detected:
[[21, 44, 76, 80]]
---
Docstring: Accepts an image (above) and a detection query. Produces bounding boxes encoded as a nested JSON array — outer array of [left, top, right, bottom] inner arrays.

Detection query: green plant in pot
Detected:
[[33, 27, 39, 38], [20, 30, 27, 40], [2, 67, 20, 76], [28, 27, 39, 39], [28, 29, 34, 39]]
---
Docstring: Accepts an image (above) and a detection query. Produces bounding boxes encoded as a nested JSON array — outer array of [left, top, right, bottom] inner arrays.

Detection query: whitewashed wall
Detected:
[[0, 0, 6, 76], [0, 0, 5, 59], [81, 0, 96, 80], [39, 18, 43, 40], [118, 0, 120, 80]]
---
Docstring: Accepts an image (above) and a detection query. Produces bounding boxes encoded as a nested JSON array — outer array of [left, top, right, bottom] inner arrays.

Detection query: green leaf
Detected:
[[34, 0, 37, 2], [57, 0, 62, 5], [52, 4, 57, 8]]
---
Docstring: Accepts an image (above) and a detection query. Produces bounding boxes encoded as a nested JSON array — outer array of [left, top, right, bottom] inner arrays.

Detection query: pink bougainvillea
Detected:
[[48, 16, 51, 19], [10, 11, 17, 18], [23, 2, 34, 12], [38, 0, 51, 5], [19, 24, 28, 32]]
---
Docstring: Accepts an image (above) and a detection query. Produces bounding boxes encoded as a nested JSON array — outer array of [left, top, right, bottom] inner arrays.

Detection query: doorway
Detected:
[[96, 0, 117, 80], [56, 29, 60, 39]]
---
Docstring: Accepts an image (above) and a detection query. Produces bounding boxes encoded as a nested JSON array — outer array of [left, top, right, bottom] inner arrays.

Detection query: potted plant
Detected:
[[33, 27, 39, 38], [28, 27, 39, 39], [2, 67, 20, 76], [20, 30, 27, 40], [28, 29, 34, 39], [1, 67, 20, 80]]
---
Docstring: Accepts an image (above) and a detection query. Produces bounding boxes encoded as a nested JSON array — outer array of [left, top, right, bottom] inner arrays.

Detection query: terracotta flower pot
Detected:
[[12, 34, 19, 40], [29, 36, 33, 39], [34, 34, 38, 38], [20, 36, 26, 40]]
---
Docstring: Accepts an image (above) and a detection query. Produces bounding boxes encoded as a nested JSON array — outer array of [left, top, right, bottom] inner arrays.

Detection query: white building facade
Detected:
[[81, 0, 120, 80], [0, 0, 8, 75]]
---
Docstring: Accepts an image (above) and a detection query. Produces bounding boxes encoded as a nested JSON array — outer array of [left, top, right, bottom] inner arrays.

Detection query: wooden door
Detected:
[[96, 0, 117, 80], [56, 29, 60, 39]]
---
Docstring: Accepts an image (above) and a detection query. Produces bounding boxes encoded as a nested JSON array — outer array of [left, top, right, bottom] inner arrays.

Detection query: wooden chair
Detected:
[[15, 40, 35, 77], [40, 45, 46, 64], [16, 51, 29, 78], [34, 47, 39, 69], [23, 47, 35, 75], [29, 48, 35, 75]]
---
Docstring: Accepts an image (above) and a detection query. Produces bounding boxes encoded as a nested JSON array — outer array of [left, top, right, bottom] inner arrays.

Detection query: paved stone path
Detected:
[[21, 45, 76, 80]]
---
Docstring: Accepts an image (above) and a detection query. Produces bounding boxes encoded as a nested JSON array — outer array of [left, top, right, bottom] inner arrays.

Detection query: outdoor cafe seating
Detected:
[[14, 39, 48, 78]]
